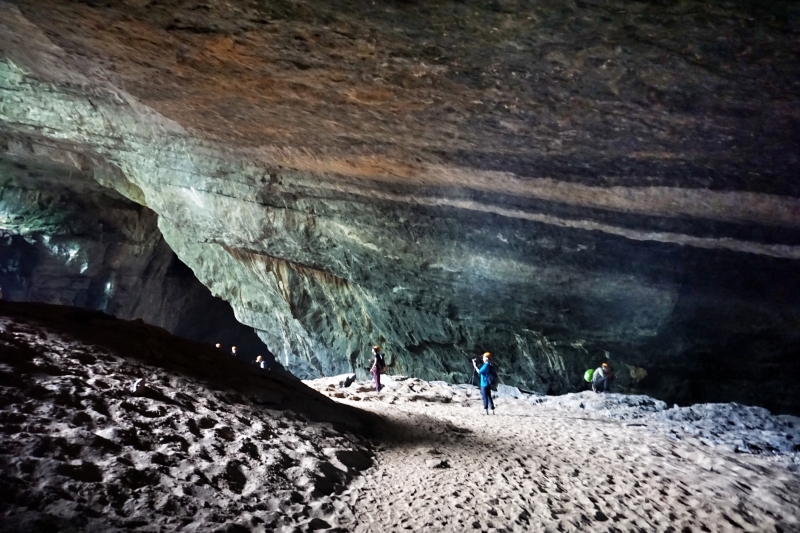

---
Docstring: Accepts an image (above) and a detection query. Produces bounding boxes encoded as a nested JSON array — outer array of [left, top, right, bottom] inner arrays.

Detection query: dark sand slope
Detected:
[[0, 301, 376, 533]]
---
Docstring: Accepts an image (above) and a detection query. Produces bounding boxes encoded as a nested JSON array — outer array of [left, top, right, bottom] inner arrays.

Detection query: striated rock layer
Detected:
[[1, 1, 799, 411]]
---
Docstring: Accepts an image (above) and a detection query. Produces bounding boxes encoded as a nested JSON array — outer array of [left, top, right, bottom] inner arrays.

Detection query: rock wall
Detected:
[[1, 0, 799, 412], [0, 140, 277, 364]]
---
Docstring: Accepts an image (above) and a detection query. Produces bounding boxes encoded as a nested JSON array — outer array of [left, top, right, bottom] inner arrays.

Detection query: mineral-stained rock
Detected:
[[1, 0, 799, 412]]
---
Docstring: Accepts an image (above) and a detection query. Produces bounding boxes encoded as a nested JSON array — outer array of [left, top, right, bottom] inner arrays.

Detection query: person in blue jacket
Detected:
[[472, 351, 495, 415]]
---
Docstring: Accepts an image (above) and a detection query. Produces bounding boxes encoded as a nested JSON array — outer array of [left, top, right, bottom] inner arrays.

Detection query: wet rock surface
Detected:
[[0, 301, 376, 533], [0, 0, 799, 411]]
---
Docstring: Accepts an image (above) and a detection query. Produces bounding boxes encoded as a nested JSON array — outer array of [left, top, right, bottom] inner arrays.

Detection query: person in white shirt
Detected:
[[592, 362, 615, 393]]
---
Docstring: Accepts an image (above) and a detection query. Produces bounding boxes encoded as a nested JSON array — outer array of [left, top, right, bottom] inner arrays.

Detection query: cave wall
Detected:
[[0, 147, 278, 366], [1, 0, 799, 412]]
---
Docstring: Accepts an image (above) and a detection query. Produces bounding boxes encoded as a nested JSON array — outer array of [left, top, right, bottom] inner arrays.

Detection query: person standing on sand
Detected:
[[592, 362, 615, 393], [472, 352, 495, 415], [370, 345, 386, 392]]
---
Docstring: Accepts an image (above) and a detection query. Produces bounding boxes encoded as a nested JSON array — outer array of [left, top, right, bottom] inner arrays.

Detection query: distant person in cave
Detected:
[[254, 355, 266, 369], [472, 352, 496, 415], [370, 345, 386, 392], [231, 346, 237, 359], [215, 343, 221, 349], [592, 362, 615, 393]]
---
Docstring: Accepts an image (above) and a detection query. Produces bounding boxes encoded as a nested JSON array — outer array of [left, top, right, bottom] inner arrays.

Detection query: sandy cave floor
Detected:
[[305, 377, 800, 533], [1, 301, 799, 533]]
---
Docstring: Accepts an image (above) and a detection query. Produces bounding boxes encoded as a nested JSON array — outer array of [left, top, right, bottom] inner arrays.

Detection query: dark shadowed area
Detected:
[[0, 301, 377, 532]]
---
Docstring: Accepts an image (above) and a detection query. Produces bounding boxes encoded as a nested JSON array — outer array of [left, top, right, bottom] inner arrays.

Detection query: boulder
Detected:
[[496, 384, 523, 399], [379, 374, 400, 390], [304, 374, 357, 390]]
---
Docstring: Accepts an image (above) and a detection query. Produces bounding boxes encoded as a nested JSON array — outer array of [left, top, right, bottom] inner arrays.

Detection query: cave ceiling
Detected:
[[1, 0, 799, 411]]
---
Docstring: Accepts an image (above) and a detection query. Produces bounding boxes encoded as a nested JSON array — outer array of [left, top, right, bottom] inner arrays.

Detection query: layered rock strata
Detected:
[[1, 0, 799, 411]]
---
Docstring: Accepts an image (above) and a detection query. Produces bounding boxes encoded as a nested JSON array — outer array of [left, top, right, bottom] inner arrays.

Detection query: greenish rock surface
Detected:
[[0, 134, 276, 361], [1, 0, 799, 412]]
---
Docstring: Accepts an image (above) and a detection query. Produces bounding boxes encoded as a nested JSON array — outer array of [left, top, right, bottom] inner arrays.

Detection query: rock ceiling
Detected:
[[1, 0, 799, 411]]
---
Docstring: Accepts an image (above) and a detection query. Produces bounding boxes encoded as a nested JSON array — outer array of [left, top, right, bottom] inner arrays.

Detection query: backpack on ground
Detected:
[[584, 368, 595, 382]]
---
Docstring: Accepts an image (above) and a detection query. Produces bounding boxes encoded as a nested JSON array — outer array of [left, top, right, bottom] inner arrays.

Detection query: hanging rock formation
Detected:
[[0, 0, 799, 412]]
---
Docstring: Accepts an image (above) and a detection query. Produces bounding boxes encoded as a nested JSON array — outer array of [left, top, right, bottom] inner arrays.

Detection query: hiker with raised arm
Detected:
[[472, 352, 496, 415]]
